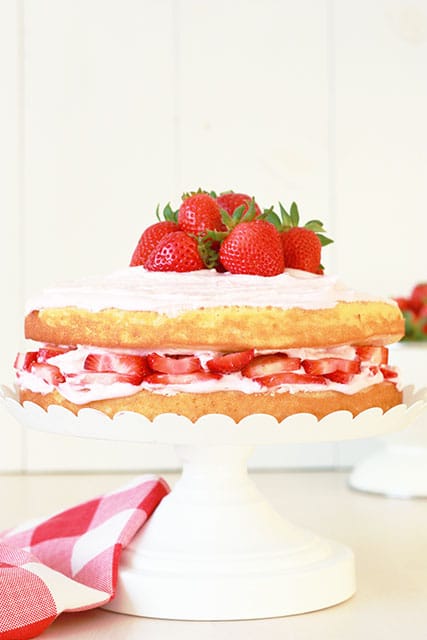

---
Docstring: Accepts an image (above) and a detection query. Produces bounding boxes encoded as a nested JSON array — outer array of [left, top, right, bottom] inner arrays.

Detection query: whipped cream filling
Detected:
[[25, 267, 398, 317], [15, 344, 399, 405]]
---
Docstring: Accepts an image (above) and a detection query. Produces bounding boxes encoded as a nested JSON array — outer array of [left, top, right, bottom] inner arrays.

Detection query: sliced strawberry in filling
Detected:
[[18, 342, 398, 392], [242, 354, 301, 378], [323, 370, 355, 384], [31, 362, 65, 385], [14, 351, 38, 371], [302, 357, 361, 375], [380, 365, 398, 379], [356, 346, 388, 365], [37, 345, 77, 361], [254, 372, 327, 388], [145, 371, 222, 385], [69, 371, 144, 386], [84, 352, 149, 384], [147, 353, 202, 375], [206, 349, 254, 373]]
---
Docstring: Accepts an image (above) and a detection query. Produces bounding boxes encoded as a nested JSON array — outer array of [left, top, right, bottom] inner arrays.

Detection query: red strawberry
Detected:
[[14, 351, 38, 371], [255, 372, 327, 387], [30, 362, 65, 385], [380, 365, 398, 380], [419, 304, 427, 335], [355, 346, 388, 365], [402, 308, 427, 340], [130, 221, 179, 267], [242, 354, 301, 378], [219, 220, 284, 276], [178, 193, 224, 235], [393, 297, 412, 312], [216, 192, 261, 217], [206, 349, 254, 374], [145, 231, 205, 272], [324, 370, 355, 384], [84, 353, 150, 384], [263, 201, 332, 274], [410, 283, 427, 312], [147, 353, 202, 374], [37, 345, 77, 361], [145, 371, 222, 385], [69, 371, 143, 386], [302, 357, 361, 375], [419, 303, 427, 318], [282, 227, 322, 274]]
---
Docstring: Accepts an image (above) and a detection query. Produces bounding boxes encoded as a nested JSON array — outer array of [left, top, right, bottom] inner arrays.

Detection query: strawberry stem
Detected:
[[262, 200, 333, 246], [155, 202, 178, 223], [197, 236, 220, 269]]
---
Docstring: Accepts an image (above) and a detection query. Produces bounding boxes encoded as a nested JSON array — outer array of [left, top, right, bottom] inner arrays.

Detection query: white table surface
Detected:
[[1, 470, 426, 639]]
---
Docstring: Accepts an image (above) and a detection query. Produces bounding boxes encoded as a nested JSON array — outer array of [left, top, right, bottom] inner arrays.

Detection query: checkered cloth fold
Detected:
[[0, 475, 169, 639]]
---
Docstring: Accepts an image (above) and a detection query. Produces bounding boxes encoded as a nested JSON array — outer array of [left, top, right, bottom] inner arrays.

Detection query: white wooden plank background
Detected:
[[334, 0, 427, 298], [1, 0, 426, 472], [0, 0, 25, 471]]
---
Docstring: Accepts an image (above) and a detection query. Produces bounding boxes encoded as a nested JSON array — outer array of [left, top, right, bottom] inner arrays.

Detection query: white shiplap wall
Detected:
[[0, 0, 25, 471], [1, 0, 426, 472]]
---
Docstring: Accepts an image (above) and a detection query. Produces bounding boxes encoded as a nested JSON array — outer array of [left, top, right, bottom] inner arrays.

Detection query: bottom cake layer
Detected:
[[20, 381, 402, 423]]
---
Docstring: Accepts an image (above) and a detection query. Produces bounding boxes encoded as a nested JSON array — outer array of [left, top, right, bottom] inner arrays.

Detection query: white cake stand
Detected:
[[2, 384, 427, 620], [349, 344, 427, 498]]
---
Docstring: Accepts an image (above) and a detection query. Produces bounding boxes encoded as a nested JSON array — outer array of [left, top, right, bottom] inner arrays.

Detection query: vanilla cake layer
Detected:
[[19, 382, 401, 422], [24, 268, 403, 350]]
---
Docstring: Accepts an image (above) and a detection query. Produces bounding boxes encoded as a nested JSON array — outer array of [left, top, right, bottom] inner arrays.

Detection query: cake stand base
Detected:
[[105, 444, 355, 620], [349, 444, 427, 499]]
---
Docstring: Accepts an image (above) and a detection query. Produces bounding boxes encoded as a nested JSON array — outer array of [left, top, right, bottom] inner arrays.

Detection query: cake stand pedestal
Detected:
[[107, 443, 354, 620], [2, 384, 427, 620]]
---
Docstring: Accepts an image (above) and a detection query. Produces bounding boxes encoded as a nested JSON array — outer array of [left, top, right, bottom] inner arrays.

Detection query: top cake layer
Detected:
[[24, 267, 404, 351]]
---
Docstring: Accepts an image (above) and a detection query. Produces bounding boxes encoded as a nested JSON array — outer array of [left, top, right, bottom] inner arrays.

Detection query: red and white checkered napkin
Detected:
[[0, 475, 169, 639]]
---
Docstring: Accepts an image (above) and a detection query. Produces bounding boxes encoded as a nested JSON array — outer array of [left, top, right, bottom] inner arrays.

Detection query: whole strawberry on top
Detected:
[[178, 191, 224, 235], [216, 191, 262, 218], [220, 219, 284, 276], [145, 231, 205, 272], [130, 203, 179, 267], [129, 189, 333, 277], [264, 201, 333, 274], [207, 199, 284, 276]]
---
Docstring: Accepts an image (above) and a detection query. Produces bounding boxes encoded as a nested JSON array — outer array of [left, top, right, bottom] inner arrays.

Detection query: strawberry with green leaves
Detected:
[[212, 200, 284, 276], [178, 192, 224, 236], [264, 202, 333, 274], [216, 191, 262, 217], [197, 199, 284, 276], [145, 231, 205, 272], [219, 219, 284, 276], [130, 203, 179, 267]]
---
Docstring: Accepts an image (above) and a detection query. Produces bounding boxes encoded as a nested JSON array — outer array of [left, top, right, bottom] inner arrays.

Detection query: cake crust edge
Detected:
[[25, 301, 404, 350], [19, 381, 402, 423]]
